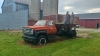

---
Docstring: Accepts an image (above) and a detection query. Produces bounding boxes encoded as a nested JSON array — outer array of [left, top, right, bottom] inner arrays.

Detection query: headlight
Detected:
[[22, 28, 33, 34]]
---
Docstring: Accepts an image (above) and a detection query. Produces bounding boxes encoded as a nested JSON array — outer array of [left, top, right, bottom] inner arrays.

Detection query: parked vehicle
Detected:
[[22, 12, 79, 45]]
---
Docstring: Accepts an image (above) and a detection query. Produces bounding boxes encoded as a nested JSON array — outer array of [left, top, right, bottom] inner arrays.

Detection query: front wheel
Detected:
[[36, 35, 47, 45]]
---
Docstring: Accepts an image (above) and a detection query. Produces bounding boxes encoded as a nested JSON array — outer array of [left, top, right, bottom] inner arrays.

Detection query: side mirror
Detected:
[[48, 20, 54, 26]]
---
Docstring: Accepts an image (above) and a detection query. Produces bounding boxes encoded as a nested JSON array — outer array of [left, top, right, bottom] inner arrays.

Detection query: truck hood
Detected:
[[23, 26, 48, 30]]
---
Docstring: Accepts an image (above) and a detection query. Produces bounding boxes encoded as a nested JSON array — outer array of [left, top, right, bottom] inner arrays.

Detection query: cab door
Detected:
[[48, 20, 57, 35]]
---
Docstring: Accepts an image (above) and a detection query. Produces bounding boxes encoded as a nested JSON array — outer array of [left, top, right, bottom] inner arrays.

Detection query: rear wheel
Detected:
[[69, 30, 76, 38], [72, 30, 76, 37]]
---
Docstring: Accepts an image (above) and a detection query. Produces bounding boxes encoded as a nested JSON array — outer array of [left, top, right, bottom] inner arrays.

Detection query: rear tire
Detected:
[[69, 30, 76, 38], [72, 30, 76, 37]]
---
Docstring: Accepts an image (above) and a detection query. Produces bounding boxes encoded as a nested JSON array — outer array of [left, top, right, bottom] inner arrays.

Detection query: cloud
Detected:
[[74, 12, 78, 14], [87, 8, 100, 13], [63, 6, 73, 10], [58, 0, 100, 14]]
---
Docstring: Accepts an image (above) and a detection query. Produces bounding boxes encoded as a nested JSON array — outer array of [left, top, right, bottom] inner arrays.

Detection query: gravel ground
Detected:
[[76, 28, 100, 32], [76, 28, 100, 38]]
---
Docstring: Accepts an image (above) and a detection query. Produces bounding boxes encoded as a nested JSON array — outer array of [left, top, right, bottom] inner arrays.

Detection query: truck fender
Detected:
[[35, 31, 48, 40]]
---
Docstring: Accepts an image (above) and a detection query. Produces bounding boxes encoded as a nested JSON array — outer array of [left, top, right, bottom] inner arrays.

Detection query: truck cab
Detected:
[[22, 20, 57, 45]]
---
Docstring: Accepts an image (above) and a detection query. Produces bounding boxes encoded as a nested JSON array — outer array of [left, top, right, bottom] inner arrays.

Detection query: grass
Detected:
[[0, 31, 100, 56]]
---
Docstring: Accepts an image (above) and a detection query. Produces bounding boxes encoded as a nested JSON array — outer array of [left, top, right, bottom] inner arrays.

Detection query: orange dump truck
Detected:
[[22, 12, 79, 45]]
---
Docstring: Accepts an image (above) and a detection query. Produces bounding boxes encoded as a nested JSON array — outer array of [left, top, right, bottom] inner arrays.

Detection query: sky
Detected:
[[0, 0, 100, 14], [0, 0, 3, 13]]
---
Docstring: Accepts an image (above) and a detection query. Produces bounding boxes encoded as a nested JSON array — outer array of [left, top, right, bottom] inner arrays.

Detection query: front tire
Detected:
[[36, 35, 47, 45]]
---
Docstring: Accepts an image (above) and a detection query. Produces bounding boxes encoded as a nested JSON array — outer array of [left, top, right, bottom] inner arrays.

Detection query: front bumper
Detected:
[[22, 35, 36, 42]]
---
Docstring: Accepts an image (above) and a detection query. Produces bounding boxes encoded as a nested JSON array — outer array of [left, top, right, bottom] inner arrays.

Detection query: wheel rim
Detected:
[[39, 38, 46, 45]]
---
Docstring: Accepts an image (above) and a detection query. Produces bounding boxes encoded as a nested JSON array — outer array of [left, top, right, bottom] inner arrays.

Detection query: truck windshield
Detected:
[[34, 20, 46, 26]]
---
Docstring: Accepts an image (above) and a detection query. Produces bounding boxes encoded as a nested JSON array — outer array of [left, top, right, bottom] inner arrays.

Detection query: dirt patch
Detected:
[[77, 28, 100, 33], [77, 33, 93, 38], [0, 30, 22, 33], [17, 40, 43, 48], [77, 33, 88, 38], [8, 30, 22, 33], [17, 37, 73, 48], [76, 28, 98, 38]]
